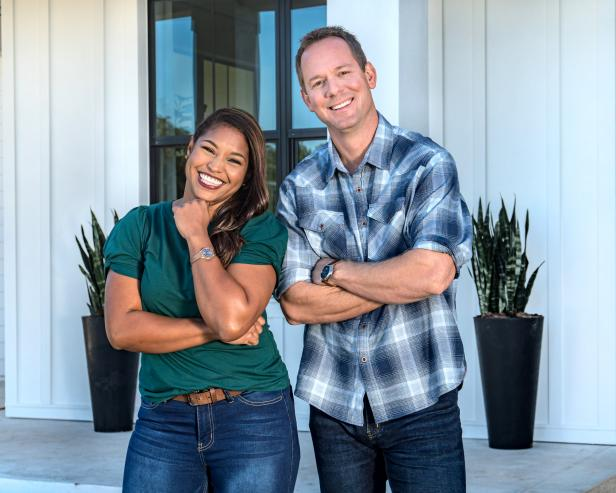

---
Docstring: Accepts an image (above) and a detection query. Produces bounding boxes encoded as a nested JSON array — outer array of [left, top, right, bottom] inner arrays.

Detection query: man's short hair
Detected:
[[295, 26, 368, 90]]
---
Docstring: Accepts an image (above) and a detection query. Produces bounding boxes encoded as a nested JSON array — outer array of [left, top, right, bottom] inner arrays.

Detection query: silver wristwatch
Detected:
[[320, 259, 340, 286], [190, 246, 217, 264]]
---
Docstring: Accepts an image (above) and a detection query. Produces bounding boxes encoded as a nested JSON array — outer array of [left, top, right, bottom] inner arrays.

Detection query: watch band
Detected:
[[190, 246, 217, 264]]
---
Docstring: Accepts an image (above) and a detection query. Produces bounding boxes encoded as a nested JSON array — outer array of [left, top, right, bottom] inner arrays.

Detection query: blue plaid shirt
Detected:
[[276, 114, 472, 425]]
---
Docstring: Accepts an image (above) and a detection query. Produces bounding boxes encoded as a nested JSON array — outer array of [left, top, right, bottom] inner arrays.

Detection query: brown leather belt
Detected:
[[172, 388, 242, 406]]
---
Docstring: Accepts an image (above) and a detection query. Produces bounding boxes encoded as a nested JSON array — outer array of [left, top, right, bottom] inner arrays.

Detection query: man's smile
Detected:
[[329, 98, 353, 111]]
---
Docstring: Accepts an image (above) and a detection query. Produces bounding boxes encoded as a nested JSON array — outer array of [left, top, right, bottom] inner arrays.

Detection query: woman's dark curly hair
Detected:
[[187, 108, 269, 266]]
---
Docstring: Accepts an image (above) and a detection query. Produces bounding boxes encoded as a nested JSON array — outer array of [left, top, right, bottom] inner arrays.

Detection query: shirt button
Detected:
[[361, 220, 367, 227], [356, 187, 362, 192], [361, 356, 368, 363], [361, 323, 367, 329]]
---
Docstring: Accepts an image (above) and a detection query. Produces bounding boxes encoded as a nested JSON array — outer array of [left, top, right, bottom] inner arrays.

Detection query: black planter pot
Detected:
[[474, 315, 543, 449], [82, 315, 139, 432]]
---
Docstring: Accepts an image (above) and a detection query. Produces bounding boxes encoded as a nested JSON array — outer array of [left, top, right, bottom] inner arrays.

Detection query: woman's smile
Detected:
[[197, 171, 224, 189]]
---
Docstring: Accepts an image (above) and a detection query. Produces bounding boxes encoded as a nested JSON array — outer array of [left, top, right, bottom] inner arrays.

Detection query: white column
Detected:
[[327, 0, 401, 125], [0, 27, 5, 378]]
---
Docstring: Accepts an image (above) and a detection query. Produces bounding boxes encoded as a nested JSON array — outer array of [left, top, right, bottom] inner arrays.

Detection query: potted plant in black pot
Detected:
[[470, 198, 544, 449], [76, 210, 139, 432]]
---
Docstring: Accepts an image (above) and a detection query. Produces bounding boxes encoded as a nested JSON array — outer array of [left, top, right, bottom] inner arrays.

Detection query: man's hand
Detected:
[[311, 257, 336, 285], [225, 316, 265, 346]]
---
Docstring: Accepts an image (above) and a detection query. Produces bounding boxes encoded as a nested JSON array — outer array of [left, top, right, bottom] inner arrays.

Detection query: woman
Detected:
[[104, 108, 298, 493]]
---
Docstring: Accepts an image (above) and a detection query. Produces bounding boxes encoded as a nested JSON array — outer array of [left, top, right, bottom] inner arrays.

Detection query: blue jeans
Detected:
[[123, 387, 299, 493], [309, 388, 465, 493]]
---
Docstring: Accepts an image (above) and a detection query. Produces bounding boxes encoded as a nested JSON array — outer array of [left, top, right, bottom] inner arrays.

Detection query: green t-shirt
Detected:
[[104, 201, 290, 402]]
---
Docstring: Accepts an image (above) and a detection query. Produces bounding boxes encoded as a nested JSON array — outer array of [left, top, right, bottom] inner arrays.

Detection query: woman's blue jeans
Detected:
[[123, 387, 299, 493], [309, 388, 466, 493]]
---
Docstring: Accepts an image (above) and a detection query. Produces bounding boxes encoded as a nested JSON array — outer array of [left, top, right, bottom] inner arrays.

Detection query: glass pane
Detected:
[[155, 147, 186, 202], [153, 0, 277, 137], [154, 6, 196, 137], [291, 0, 327, 129], [296, 138, 326, 163], [257, 10, 277, 131], [265, 142, 278, 211]]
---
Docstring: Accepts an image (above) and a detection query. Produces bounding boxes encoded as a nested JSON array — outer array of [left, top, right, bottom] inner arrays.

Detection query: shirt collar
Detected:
[[324, 112, 395, 182]]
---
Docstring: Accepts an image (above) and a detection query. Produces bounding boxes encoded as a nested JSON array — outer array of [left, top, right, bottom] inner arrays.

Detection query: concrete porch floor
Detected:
[[1, 379, 616, 492]]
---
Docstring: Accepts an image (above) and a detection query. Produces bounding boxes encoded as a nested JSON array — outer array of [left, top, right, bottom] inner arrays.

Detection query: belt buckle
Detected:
[[186, 392, 197, 406], [185, 389, 216, 406], [209, 388, 216, 402]]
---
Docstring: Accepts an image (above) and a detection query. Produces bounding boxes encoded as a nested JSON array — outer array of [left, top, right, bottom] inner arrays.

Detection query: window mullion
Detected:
[[277, 0, 291, 190]]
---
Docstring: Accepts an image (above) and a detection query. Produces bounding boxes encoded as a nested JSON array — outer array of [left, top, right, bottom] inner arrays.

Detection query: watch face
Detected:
[[321, 264, 333, 282], [200, 247, 214, 258]]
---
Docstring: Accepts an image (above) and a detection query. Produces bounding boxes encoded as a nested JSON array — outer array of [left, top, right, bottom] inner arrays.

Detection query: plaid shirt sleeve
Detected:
[[274, 178, 319, 298], [407, 151, 472, 276]]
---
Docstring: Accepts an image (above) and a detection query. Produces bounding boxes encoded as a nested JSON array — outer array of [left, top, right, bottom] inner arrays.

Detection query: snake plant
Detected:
[[470, 198, 543, 315], [76, 210, 119, 316]]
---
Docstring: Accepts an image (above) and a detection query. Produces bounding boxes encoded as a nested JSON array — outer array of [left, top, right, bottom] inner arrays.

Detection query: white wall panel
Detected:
[[438, 0, 486, 427], [594, 0, 616, 436], [485, 0, 551, 428], [2, 0, 16, 402], [438, 0, 616, 443], [558, 0, 615, 434], [0, 39, 5, 378], [4, 0, 148, 419], [13, 0, 52, 408], [50, 0, 103, 408]]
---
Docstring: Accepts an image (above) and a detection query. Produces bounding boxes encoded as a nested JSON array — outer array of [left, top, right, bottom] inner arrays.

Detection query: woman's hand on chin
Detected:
[[172, 198, 212, 241]]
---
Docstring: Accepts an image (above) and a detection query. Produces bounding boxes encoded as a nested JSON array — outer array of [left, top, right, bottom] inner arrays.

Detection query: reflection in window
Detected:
[[154, 1, 277, 139], [156, 147, 186, 200], [155, 15, 196, 136], [258, 11, 276, 131], [297, 139, 327, 163], [265, 142, 278, 210]]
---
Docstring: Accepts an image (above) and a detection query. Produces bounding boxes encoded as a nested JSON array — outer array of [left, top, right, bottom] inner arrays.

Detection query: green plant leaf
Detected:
[[76, 209, 117, 316], [470, 197, 543, 315]]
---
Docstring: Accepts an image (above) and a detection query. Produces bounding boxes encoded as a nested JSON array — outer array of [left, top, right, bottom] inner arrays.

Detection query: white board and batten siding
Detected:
[[331, 0, 616, 444], [2, 0, 149, 419], [433, 0, 616, 445]]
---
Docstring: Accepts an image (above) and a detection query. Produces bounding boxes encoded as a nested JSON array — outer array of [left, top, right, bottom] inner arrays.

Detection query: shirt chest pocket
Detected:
[[366, 197, 408, 260], [299, 211, 348, 259]]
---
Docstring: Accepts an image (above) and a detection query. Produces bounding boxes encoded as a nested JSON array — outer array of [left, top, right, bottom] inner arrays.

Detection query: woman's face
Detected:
[[184, 124, 250, 211]]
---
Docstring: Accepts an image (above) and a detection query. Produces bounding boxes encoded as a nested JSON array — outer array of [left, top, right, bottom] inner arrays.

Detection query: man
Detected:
[[276, 26, 472, 493]]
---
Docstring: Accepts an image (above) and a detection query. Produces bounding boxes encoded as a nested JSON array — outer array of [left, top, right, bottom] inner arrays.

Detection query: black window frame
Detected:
[[147, 0, 327, 204]]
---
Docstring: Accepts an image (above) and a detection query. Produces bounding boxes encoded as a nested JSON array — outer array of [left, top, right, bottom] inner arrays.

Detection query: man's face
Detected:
[[299, 37, 377, 136]]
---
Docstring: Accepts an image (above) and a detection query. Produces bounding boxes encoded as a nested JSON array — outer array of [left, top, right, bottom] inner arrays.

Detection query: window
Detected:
[[148, 0, 327, 207]]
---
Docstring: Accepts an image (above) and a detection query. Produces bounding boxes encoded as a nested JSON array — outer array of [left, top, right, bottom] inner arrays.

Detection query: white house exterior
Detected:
[[2, 0, 615, 444]]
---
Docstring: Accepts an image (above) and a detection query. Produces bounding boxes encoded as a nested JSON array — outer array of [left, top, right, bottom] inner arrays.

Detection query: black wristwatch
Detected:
[[320, 260, 340, 286]]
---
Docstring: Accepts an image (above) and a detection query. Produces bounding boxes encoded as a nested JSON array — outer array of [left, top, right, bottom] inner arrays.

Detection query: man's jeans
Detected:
[[123, 387, 299, 493], [309, 388, 466, 493]]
